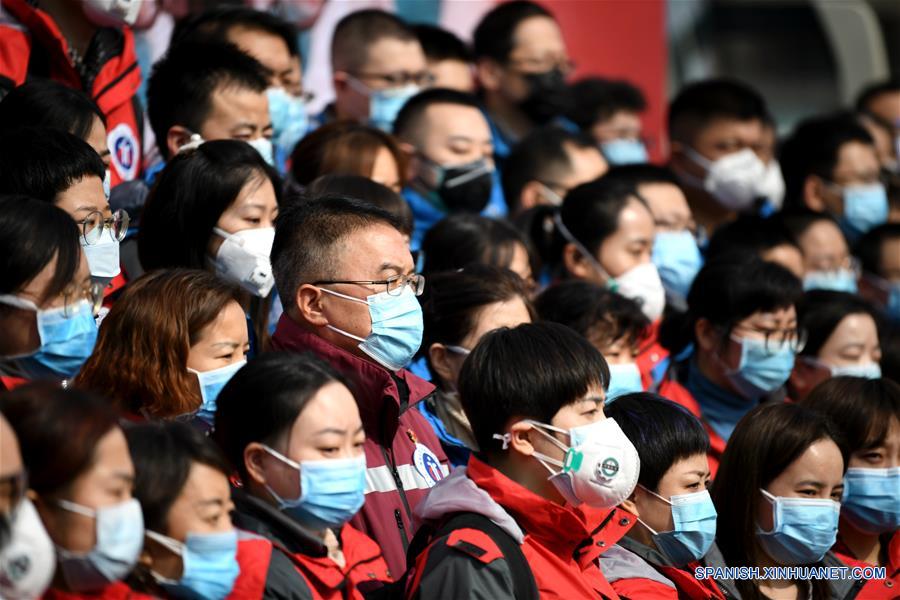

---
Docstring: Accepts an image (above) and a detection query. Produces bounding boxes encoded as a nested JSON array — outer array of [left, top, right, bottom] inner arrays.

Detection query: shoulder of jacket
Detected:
[[440, 527, 506, 565]]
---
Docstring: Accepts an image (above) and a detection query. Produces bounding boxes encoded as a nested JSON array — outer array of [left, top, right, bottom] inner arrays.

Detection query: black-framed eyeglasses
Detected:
[[313, 273, 425, 297], [349, 70, 436, 88], [77, 209, 130, 245], [63, 280, 106, 317], [730, 327, 808, 354]]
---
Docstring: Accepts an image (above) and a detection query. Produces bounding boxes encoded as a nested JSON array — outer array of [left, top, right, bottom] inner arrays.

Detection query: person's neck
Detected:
[[625, 519, 655, 547], [39, 0, 98, 58], [483, 92, 533, 141], [696, 350, 740, 397], [756, 551, 800, 599], [491, 453, 565, 506], [839, 519, 882, 565]]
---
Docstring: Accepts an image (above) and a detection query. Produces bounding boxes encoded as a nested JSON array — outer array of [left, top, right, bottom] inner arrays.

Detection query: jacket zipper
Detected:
[[379, 444, 411, 551]]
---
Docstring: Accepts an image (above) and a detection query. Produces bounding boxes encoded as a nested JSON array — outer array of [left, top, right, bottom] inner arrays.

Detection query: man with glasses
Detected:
[[323, 9, 432, 131], [269, 196, 449, 576], [473, 1, 575, 161]]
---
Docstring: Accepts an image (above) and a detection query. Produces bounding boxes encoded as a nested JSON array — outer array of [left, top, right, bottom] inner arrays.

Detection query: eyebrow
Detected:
[[379, 262, 404, 274], [239, 203, 268, 211], [795, 480, 824, 488], [210, 341, 240, 350], [112, 472, 135, 484], [195, 498, 226, 509], [313, 427, 348, 436]]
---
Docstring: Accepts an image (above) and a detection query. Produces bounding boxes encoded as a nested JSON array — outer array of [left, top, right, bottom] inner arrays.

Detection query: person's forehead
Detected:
[[228, 26, 291, 70], [697, 117, 762, 142], [511, 16, 565, 55], [834, 140, 879, 174], [207, 86, 269, 124], [333, 223, 411, 269], [422, 103, 490, 138], [362, 37, 425, 72]]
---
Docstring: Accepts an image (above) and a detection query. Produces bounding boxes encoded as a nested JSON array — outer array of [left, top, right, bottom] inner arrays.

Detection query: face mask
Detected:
[[496, 418, 640, 509], [262, 446, 366, 529], [606, 363, 643, 404], [756, 489, 839, 565], [683, 147, 767, 211], [826, 361, 882, 379], [758, 160, 786, 210], [82, 0, 140, 26], [839, 183, 889, 241], [82, 235, 121, 279], [211, 227, 276, 297], [864, 274, 900, 322], [652, 231, 703, 310], [246, 138, 275, 167], [420, 157, 495, 213], [600, 139, 649, 166], [725, 335, 795, 399], [614, 262, 666, 322], [146, 529, 240, 600], [321, 285, 424, 371], [841, 467, 900, 535], [0, 296, 98, 379], [266, 87, 308, 159], [347, 77, 419, 132], [188, 360, 246, 426], [178, 133, 205, 154], [0, 499, 55, 600], [55, 498, 144, 592], [518, 68, 573, 124], [637, 487, 717, 566], [802, 268, 858, 294]]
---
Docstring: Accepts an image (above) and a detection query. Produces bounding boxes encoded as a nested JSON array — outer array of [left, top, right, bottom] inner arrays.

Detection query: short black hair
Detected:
[[422, 213, 534, 277], [331, 9, 417, 73], [604, 393, 709, 492], [502, 125, 598, 214], [779, 111, 874, 210], [214, 352, 351, 480], [602, 164, 680, 189], [798, 291, 880, 358], [472, 0, 552, 63], [271, 195, 403, 307], [147, 40, 269, 160], [0, 195, 81, 303], [855, 78, 900, 114], [566, 77, 647, 130], [0, 127, 105, 202], [414, 23, 471, 63], [802, 377, 900, 455], [853, 223, 900, 278], [173, 6, 299, 56], [459, 322, 609, 453], [138, 140, 280, 272], [306, 174, 413, 236], [393, 87, 482, 143], [0, 79, 105, 140], [668, 78, 768, 144], [126, 421, 231, 532], [705, 215, 800, 264], [535, 280, 650, 349]]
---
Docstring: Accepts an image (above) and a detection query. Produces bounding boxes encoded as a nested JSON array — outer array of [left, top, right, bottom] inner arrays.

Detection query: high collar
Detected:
[[231, 487, 328, 558], [270, 314, 435, 442], [685, 358, 756, 442], [466, 455, 592, 558]]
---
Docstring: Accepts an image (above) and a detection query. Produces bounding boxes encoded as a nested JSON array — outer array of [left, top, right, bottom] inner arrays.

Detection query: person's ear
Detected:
[[475, 58, 503, 92], [619, 491, 641, 519], [429, 343, 456, 386], [562, 243, 592, 280], [803, 175, 829, 213], [295, 284, 328, 326], [165, 125, 193, 159], [519, 180, 547, 211], [243, 442, 270, 487], [332, 71, 349, 94], [695, 317, 719, 353], [507, 420, 537, 456]]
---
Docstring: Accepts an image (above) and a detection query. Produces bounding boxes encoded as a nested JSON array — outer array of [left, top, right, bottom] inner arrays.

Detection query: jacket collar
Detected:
[[231, 487, 328, 558], [271, 315, 435, 442], [466, 455, 592, 558]]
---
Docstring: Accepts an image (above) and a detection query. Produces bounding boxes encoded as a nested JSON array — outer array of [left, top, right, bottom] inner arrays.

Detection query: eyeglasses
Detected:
[[349, 70, 436, 88], [63, 280, 106, 317], [313, 273, 425, 297], [506, 57, 576, 76], [731, 327, 808, 354], [77, 209, 130, 245]]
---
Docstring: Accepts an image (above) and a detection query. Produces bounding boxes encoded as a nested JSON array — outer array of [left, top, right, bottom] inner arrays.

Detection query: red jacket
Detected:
[[406, 456, 621, 599], [270, 316, 450, 576], [833, 529, 900, 599], [0, 0, 143, 186], [42, 582, 154, 599]]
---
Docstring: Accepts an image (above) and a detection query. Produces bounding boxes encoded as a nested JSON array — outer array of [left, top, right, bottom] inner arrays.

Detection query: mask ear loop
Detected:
[[552, 212, 617, 292], [633, 484, 672, 535]]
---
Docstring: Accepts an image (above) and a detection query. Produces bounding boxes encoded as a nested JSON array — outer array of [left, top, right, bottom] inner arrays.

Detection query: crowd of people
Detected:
[[0, 0, 899, 598]]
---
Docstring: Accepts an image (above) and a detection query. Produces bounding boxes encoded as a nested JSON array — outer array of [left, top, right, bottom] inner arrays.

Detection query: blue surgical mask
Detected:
[[55, 498, 144, 592], [606, 363, 643, 404], [348, 77, 419, 132], [840, 183, 889, 241], [262, 446, 366, 530], [803, 269, 858, 293], [725, 335, 795, 400], [0, 296, 98, 379], [246, 137, 275, 166], [600, 139, 649, 165], [841, 467, 900, 535], [266, 87, 308, 161], [828, 362, 882, 379], [756, 489, 839, 565], [188, 360, 246, 425], [322, 286, 424, 371], [652, 230, 703, 309], [146, 529, 240, 600], [82, 235, 121, 279], [638, 487, 717, 566]]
